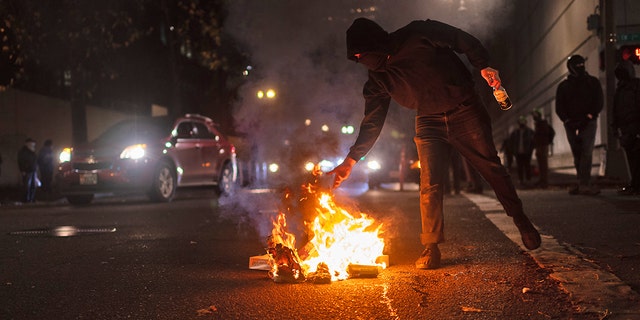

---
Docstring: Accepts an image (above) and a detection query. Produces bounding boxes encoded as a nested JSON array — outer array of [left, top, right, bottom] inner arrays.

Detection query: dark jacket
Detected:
[[533, 119, 555, 147], [612, 61, 640, 130], [346, 19, 491, 160], [555, 73, 604, 130], [509, 126, 535, 155], [612, 61, 640, 148], [17, 146, 37, 173]]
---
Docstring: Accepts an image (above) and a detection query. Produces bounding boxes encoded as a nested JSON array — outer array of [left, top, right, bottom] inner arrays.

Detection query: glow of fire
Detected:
[[271, 190, 385, 281]]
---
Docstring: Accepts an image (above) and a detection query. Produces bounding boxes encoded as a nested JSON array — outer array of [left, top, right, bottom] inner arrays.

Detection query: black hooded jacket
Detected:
[[555, 71, 603, 129], [612, 60, 640, 130], [346, 19, 491, 161]]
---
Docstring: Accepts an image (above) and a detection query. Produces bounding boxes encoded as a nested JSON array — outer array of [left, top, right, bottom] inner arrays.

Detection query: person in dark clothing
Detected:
[[531, 109, 555, 188], [611, 60, 640, 195], [329, 18, 541, 270], [500, 136, 514, 172], [555, 54, 603, 195], [17, 138, 38, 203], [444, 149, 463, 195], [509, 116, 535, 186], [37, 139, 55, 193]]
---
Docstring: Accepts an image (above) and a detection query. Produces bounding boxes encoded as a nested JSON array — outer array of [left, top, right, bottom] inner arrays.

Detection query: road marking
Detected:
[[462, 193, 640, 318]]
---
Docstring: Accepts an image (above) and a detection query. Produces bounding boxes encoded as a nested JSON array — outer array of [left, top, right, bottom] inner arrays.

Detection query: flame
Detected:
[[268, 171, 386, 282], [301, 192, 385, 281]]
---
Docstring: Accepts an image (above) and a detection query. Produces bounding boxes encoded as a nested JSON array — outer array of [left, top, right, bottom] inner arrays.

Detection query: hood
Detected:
[[615, 60, 636, 82], [567, 54, 586, 76], [346, 18, 389, 61]]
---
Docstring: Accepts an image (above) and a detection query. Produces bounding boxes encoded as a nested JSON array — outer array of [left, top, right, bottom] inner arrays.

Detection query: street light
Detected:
[[257, 88, 277, 99]]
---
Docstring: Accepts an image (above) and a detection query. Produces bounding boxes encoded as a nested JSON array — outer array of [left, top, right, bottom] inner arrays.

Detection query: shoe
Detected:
[[415, 244, 441, 269], [578, 185, 600, 196], [568, 185, 579, 195], [513, 216, 541, 250]]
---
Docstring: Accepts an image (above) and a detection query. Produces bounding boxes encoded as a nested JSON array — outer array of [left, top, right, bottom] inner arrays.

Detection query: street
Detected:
[[1, 184, 639, 320]]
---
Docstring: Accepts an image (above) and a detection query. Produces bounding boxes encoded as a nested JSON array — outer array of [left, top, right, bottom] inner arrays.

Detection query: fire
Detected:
[[301, 193, 385, 281], [267, 169, 386, 282]]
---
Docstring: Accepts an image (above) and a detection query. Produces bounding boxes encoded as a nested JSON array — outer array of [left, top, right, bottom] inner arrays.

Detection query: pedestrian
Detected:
[[444, 149, 463, 195], [462, 158, 484, 194], [37, 139, 55, 194], [531, 109, 555, 188], [17, 138, 38, 203], [509, 116, 534, 186], [555, 54, 603, 195], [611, 60, 640, 195], [328, 18, 541, 270], [500, 136, 514, 172]]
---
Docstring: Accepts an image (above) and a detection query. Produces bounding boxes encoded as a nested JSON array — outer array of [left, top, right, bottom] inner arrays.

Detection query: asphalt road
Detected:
[[0, 185, 638, 319]]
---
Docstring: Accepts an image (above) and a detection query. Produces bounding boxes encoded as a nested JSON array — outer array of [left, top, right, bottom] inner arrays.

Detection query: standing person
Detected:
[[37, 139, 55, 194], [611, 60, 640, 195], [555, 54, 603, 195], [531, 109, 555, 188], [509, 116, 534, 186], [500, 136, 514, 172], [17, 138, 38, 203], [328, 18, 541, 270]]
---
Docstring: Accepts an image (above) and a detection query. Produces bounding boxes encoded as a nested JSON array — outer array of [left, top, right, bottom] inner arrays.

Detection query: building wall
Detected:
[[0, 88, 131, 187], [492, 0, 640, 176]]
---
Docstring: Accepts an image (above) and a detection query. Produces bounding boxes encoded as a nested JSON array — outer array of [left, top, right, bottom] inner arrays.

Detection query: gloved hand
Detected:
[[327, 157, 357, 189], [480, 67, 501, 88]]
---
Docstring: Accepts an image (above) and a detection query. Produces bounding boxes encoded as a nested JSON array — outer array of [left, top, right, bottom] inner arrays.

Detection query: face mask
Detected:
[[357, 53, 388, 71], [569, 63, 585, 76]]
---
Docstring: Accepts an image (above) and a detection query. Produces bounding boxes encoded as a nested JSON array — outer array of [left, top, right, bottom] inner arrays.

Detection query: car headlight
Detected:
[[120, 144, 147, 160], [59, 147, 72, 163], [304, 161, 316, 172], [367, 160, 382, 171]]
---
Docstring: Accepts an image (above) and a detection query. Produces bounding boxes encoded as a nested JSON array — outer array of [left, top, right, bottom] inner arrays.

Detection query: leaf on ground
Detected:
[[196, 305, 217, 316]]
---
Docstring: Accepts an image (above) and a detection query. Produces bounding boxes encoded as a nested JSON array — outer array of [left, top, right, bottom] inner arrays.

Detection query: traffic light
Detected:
[[619, 45, 640, 64]]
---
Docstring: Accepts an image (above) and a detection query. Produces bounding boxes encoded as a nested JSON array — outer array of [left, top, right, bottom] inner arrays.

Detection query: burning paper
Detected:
[[260, 167, 386, 282]]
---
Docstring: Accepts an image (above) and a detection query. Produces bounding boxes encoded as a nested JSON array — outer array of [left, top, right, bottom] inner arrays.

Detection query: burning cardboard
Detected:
[[249, 166, 388, 283]]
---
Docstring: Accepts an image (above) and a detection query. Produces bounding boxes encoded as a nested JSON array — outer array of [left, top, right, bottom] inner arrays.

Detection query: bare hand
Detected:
[[481, 67, 501, 88], [327, 157, 357, 189]]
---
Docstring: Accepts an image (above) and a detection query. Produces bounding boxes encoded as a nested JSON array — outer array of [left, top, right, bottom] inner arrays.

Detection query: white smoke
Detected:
[[224, 0, 512, 162], [221, 0, 512, 239]]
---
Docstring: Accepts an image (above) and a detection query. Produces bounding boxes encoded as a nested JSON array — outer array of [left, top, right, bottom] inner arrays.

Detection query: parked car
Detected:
[[56, 114, 237, 204]]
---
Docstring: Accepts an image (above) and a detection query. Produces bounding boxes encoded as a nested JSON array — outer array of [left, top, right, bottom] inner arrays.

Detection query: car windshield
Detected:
[[94, 117, 173, 144]]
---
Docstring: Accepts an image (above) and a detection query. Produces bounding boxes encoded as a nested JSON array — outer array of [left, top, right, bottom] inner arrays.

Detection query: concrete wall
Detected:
[[492, 0, 640, 177], [0, 88, 132, 187]]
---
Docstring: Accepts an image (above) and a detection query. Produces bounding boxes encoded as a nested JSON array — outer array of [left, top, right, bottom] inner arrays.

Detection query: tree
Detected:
[[1, 0, 243, 143]]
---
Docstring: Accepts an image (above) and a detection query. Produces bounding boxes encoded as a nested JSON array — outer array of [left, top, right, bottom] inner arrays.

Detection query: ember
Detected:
[[262, 166, 386, 283]]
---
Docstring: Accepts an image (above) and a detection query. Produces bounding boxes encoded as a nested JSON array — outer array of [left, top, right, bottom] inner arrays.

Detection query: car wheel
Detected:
[[215, 162, 235, 196], [66, 194, 94, 205], [148, 162, 176, 202]]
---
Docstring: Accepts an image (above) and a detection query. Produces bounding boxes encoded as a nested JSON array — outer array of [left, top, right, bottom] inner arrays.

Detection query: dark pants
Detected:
[[515, 153, 532, 183], [564, 119, 597, 185], [535, 144, 549, 186], [22, 171, 37, 202], [620, 130, 640, 188], [414, 100, 524, 245]]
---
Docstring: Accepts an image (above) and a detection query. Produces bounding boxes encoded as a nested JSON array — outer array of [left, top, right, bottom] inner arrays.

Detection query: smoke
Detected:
[[220, 0, 512, 248], [224, 0, 512, 187]]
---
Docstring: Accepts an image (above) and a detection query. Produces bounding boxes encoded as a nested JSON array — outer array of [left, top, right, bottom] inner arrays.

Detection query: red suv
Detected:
[[56, 114, 237, 204]]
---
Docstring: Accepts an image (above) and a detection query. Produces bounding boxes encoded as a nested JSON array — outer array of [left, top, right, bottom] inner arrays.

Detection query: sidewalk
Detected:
[[514, 168, 625, 191]]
